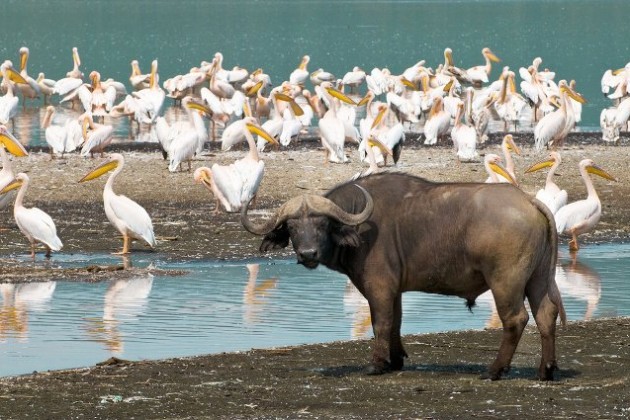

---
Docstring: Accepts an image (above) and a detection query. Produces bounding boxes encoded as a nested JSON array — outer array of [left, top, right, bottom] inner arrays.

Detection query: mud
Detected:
[[1, 132, 630, 418]]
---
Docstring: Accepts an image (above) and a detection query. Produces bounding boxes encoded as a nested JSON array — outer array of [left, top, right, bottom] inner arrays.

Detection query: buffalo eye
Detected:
[[332, 224, 361, 247]]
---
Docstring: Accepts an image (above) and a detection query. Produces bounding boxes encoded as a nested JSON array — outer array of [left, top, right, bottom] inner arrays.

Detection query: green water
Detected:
[[2, 0, 629, 128]]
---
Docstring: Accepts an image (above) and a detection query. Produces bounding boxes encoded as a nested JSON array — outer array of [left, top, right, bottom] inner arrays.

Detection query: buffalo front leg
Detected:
[[365, 290, 399, 375], [485, 291, 529, 380]]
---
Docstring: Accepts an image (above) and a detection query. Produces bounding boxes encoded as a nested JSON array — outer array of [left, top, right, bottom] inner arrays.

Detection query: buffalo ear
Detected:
[[332, 225, 361, 247], [260, 225, 290, 252]]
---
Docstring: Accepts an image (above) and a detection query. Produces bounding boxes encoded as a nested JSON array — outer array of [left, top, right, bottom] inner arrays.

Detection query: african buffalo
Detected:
[[241, 172, 566, 380]]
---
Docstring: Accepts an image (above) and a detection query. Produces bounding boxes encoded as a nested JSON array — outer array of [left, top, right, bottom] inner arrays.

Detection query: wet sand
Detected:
[[1, 132, 630, 418]]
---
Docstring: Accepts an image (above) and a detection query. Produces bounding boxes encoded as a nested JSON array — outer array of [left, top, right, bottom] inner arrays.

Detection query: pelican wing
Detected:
[[554, 199, 600, 234], [15, 207, 63, 251], [234, 159, 265, 204], [81, 124, 114, 156], [107, 193, 156, 247], [534, 110, 565, 151], [168, 129, 198, 172], [211, 163, 243, 212], [45, 125, 67, 154]]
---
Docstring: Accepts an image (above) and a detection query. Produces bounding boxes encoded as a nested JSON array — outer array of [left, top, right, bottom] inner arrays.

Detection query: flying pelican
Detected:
[[193, 119, 277, 213], [534, 80, 587, 151], [79, 153, 156, 254], [524, 151, 568, 214], [466, 48, 501, 88], [483, 154, 518, 185], [289, 55, 310, 86], [554, 159, 616, 252], [450, 102, 478, 162], [318, 81, 356, 163], [1, 173, 63, 258]]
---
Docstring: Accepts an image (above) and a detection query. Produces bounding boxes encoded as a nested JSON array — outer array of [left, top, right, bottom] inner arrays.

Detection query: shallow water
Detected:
[[1, 242, 629, 377]]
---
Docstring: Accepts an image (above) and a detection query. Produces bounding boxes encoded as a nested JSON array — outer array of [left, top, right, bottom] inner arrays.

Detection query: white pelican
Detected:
[[534, 80, 586, 151], [36, 72, 56, 105], [80, 112, 114, 157], [42, 106, 79, 157], [341, 66, 366, 94], [0, 144, 16, 210], [483, 154, 517, 185], [16, 47, 41, 106], [554, 159, 616, 252], [71, 70, 118, 119], [423, 96, 451, 145], [353, 136, 392, 180], [365, 103, 403, 166], [0, 60, 28, 127], [318, 81, 356, 163], [79, 153, 156, 254], [194, 120, 277, 213], [466, 48, 501, 87], [275, 92, 304, 146], [289, 55, 310, 86], [309, 68, 336, 86], [131, 60, 165, 123], [167, 97, 209, 172], [524, 151, 568, 214], [600, 107, 620, 143], [129, 60, 150, 90], [499, 134, 521, 182], [0, 124, 28, 157], [1, 173, 62, 258], [66, 47, 83, 79], [450, 102, 478, 162]]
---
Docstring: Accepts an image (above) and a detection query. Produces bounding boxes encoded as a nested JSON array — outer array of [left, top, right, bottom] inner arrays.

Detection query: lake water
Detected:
[[2, 0, 629, 147], [1, 242, 629, 377]]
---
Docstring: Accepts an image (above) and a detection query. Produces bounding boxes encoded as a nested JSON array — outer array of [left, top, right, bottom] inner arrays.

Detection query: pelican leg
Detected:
[[45, 246, 52, 259], [30, 243, 36, 259], [113, 234, 131, 255], [568, 231, 580, 252]]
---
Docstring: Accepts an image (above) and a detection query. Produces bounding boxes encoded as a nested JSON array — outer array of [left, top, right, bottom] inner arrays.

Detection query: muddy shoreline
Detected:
[[1, 132, 630, 418]]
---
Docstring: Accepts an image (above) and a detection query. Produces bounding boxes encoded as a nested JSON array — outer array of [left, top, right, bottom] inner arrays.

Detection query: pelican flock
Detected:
[[0, 44, 623, 257]]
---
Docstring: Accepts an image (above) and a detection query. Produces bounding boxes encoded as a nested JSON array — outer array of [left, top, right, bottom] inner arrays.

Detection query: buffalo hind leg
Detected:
[[389, 294, 407, 371], [526, 278, 561, 381], [484, 290, 529, 380]]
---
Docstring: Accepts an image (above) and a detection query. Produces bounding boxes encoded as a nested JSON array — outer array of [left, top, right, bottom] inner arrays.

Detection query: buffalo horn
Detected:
[[240, 185, 374, 236]]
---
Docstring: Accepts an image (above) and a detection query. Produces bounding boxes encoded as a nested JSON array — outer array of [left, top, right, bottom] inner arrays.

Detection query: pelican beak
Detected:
[[486, 49, 501, 63], [246, 80, 264, 97], [246, 123, 277, 145], [186, 99, 212, 115], [325, 87, 356, 105], [20, 50, 28, 72], [368, 137, 392, 156], [356, 93, 371, 107], [586, 164, 617, 182], [242, 100, 252, 118], [198, 170, 213, 189], [442, 79, 454, 92], [4, 66, 28, 85], [0, 130, 28, 157], [0, 178, 22, 194], [507, 137, 521, 155], [73, 48, 81, 67], [613, 67, 625, 76], [489, 161, 518, 186], [564, 85, 587, 104], [274, 92, 304, 116], [370, 106, 387, 129], [445, 49, 454, 66], [81, 115, 91, 140], [79, 159, 119, 183], [525, 157, 554, 174], [400, 77, 418, 91]]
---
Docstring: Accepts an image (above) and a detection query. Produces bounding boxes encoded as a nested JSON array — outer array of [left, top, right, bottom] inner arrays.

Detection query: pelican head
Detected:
[[79, 153, 123, 183], [525, 151, 561, 174], [502, 134, 521, 156], [0, 125, 28, 157], [485, 154, 518, 186], [582, 159, 617, 182], [482, 47, 501, 62]]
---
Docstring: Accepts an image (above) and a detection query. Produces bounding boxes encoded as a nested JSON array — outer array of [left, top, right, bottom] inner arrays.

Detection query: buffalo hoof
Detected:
[[365, 363, 392, 376], [389, 356, 405, 371], [481, 366, 509, 381], [538, 361, 558, 381]]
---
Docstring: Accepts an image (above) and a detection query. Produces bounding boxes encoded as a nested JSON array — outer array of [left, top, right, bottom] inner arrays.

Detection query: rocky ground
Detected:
[[1, 132, 630, 418]]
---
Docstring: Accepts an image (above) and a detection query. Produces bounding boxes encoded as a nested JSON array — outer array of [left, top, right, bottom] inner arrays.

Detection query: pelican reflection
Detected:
[[343, 280, 372, 339], [243, 263, 278, 324], [555, 258, 601, 320], [0, 281, 56, 342]]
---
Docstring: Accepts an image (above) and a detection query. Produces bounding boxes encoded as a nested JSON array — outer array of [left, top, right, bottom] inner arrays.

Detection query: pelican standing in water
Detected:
[[524, 151, 568, 214], [79, 153, 156, 254], [194, 119, 277, 213], [554, 159, 616, 252], [1, 173, 63, 258]]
